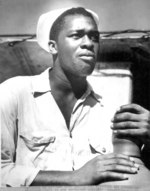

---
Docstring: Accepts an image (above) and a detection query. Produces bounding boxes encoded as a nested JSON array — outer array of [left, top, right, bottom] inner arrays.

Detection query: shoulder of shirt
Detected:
[[0, 75, 31, 91], [0, 68, 51, 100], [0, 76, 31, 105], [0, 68, 49, 90]]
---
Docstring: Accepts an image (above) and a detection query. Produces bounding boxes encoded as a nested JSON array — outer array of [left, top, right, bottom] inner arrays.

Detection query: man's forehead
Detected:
[[63, 15, 98, 30]]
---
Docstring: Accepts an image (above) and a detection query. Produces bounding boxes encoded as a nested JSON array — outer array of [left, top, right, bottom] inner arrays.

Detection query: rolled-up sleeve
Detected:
[[0, 79, 39, 187], [1, 162, 39, 187]]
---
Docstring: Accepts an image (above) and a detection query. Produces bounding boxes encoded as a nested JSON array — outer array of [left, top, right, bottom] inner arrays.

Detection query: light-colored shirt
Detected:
[[0, 68, 113, 187]]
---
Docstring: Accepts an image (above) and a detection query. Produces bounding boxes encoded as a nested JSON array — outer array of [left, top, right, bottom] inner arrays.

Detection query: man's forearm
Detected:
[[30, 170, 80, 186], [30, 153, 139, 186]]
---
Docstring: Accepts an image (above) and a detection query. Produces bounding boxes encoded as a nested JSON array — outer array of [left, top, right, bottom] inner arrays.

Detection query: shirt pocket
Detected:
[[19, 131, 56, 152], [17, 131, 56, 169], [88, 136, 113, 155]]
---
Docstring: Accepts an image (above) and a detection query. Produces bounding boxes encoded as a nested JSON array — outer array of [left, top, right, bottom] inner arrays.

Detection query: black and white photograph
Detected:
[[0, 0, 150, 190]]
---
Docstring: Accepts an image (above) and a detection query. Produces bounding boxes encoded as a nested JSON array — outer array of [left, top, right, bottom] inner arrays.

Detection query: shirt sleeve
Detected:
[[0, 79, 40, 187]]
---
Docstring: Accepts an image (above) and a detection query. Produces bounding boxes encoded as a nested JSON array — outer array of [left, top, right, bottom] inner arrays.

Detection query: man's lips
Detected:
[[79, 53, 95, 61]]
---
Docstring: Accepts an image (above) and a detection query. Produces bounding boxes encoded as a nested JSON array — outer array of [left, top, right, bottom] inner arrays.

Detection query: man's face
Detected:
[[56, 15, 99, 77]]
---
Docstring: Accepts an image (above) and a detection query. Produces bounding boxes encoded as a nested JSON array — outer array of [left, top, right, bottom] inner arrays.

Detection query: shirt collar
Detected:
[[32, 67, 51, 93], [77, 82, 102, 105], [86, 82, 102, 103], [31, 67, 102, 103]]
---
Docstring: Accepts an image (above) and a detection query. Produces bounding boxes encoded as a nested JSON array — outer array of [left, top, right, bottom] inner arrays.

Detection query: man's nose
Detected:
[[81, 35, 94, 49]]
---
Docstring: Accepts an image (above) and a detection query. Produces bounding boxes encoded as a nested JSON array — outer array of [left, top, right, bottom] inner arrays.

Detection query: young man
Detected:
[[1, 7, 150, 187]]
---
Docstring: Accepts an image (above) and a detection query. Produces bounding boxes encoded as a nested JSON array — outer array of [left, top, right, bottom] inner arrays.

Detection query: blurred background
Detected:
[[1, 0, 150, 34]]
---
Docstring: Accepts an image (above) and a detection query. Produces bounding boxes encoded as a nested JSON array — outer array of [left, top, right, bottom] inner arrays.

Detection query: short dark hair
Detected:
[[50, 7, 97, 41]]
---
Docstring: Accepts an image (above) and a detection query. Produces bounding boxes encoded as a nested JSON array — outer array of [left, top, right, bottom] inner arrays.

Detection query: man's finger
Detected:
[[112, 128, 146, 137], [112, 112, 140, 122], [116, 104, 148, 114], [98, 171, 129, 183], [111, 121, 140, 130]]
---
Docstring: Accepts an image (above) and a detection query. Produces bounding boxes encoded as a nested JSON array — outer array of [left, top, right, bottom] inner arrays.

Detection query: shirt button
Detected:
[[101, 147, 106, 153], [69, 131, 73, 138]]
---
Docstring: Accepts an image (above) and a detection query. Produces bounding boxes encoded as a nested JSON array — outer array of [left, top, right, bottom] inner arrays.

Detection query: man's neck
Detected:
[[49, 67, 88, 128], [49, 67, 88, 99]]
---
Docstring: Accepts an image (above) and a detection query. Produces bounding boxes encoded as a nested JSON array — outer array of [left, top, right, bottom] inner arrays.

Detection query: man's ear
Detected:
[[48, 40, 58, 55]]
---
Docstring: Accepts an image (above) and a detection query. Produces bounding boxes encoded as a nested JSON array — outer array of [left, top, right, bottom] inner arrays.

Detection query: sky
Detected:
[[0, 0, 150, 35]]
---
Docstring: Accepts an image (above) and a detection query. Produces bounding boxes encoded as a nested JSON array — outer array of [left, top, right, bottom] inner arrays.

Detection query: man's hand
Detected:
[[111, 104, 150, 146], [31, 153, 139, 186], [74, 153, 139, 185]]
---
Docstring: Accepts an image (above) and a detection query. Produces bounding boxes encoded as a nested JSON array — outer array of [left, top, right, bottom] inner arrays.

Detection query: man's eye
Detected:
[[71, 33, 83, 39], [91, 36, 99, 42], [90, 32, 99, 42]]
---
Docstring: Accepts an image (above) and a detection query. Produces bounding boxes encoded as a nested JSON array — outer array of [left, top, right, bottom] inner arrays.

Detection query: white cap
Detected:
[[36, 7, 99, 52]]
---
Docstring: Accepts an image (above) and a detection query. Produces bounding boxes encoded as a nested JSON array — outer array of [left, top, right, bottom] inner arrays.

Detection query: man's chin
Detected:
[[80, 68, 95, 77]]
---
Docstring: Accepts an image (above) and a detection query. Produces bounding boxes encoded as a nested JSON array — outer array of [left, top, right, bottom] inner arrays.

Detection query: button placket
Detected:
[[69, 101, 84, 133], [69, 103, 85, 170]]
